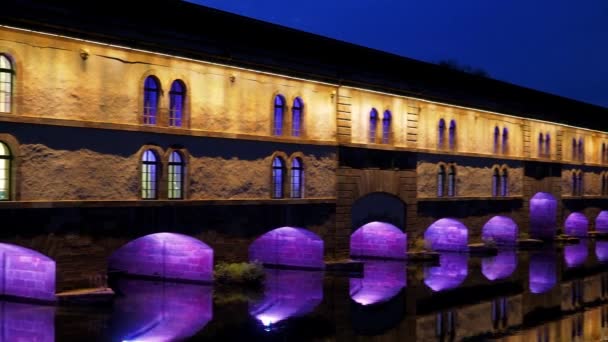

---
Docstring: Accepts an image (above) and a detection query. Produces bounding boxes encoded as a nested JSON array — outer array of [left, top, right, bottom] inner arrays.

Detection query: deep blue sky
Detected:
[[188, 0, 608, 108]]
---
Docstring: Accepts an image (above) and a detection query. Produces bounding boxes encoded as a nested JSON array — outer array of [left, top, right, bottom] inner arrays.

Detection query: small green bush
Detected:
[[214, 262, 265, 286]]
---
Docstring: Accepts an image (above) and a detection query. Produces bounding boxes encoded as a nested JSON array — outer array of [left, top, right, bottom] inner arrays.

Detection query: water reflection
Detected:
[[482, 250, 517, 281], [109, 279, 213, 342], [249, 269, 323, 329], [596, 241, 608, 263], [349, 260, 406, 305], [0, 301, 55, 342], [564, 240, 588, 268], [424, 253, 468, 291], [529, 251, 557, 294]]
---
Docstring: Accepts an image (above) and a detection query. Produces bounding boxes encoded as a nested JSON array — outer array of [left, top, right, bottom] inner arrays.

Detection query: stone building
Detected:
[[0, 0, 607, 296]]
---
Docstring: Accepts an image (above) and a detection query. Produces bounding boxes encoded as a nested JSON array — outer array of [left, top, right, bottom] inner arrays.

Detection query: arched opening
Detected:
[[0, 54, 13, 113], [447, 166, 456, 197], [0, 243, 55, 301], [438, 119, 446, 148], [169, 80, 186, 127], [381, 110, 391, 144], [482, 251, 517, 281], [290, 157, 303, 198], [168, 151, 185, 200], [249, 227, 324, 270], [0, 141, 11, 200], [501, 168, 509, 196], [572, 138, 577, 161], [424, 253, 468, 292], [448, 120, 456, 149], [493, 126, 500, 154], [273, 94, 286, 136], [141, 149, 160, 200], [492, 167, 500, 197], [529, 192, 558, 240], [424, 218, 468, 252], [369, 108, 378, 143], [482, 216, 518, 246], [564, 212, 589, 237], [545, 133, 551, 157], [349, 260, 406, 306], [502, 127, 509, 154], [108, 233, 214, 282], [538, 133, 544, 157], [564, 240, 588, 269], [596, 211, 608, 233], [437, 165, 446, 197], [529, 251, 557, 294], [271, 156, 286, 199], [578, 138, 584, 162], [291, 97, 303, 137], [143, 76, 160, 125]]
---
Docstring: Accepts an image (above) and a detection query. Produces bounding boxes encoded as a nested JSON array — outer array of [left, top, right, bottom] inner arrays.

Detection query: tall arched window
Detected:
[[272, 156, 285, 199], [143, 76, 160, 125], [538, 133, 544, 157], [438, 119, 446, 148], [447, 166, 456, 197], [578, 138, 584, 162], [291, 97, 303, 137], [572, 171, 578, 196], [0, 55, 14, 113], [572, 138, 577, 161], [290, 157, 303, 198], [141, 150, 159, 199], [501, 168, 508, 197], [492, 167, 500, 197], [382, 110, 391, 144], [493, 127, 500, 154], [168, 151, 185, 199], [169, 80, 185, 127], [369, 108, 378, 143], [602, 143, 606, 163], [449, 120, 456, 149], [577, 172, 584, 196], [545, 133, 550, 157], [502, 128, 509, 154], [437, 165, 446, 197], [273, 95, 286, 136], [0, 142, 10, 200]]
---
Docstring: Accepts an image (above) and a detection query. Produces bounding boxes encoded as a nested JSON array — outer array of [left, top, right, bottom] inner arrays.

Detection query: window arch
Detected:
[[169, 80, 186, 127], [143, 76, 160, 125], [381, 110, 391, 144], [448, 120, 456, 149], [493, 127, 500, 154], [369, 108, 378, 143], [602, 143, 606, 163], [0, 54, 14, 113], [492, 167, 500, 197], [291, 97, 303, 137], [501, 168, 508, 197], [290, 157, 303, 198], [438, 119, 446, 148], [141, 150, 159, 199], [578, 138, 584, 162], [272, 156, 286, 198], [273, 95, 286, 136], [168, 151, 185, 199], [572, 138, 577, 161], [0, 141, 11, 200], [572, 171, 578, 196], [437, 165, 446, 197], [538, 133, 544, 157], [502, 128, 509, 154], [545, 133, 550, 157], [447, 165, 456, 197], [577, 171, 584, 196]]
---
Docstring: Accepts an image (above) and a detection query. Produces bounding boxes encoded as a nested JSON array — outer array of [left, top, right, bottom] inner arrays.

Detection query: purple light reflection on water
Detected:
[[249, 227, 324, 269], [0, 243, 55, 302], [424, 253, 468, 292], [482, 216, 518, 246], [596, 211, 608, 233], [250, 269, 323, 327], [424, 218, 468, 252], [529, 192, 557, 240], [564, 240, 588, 268], [482, 251, 517, 281], [0, 301, 55, 342], [564, 213, 589, 237], [596, 241, 608, 262], [529, 251, 557, 294], [349, 260, 406, 305], [350, 222, 406, 259]]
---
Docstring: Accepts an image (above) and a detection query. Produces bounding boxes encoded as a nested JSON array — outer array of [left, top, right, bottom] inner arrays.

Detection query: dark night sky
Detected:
[[188, 0, 608, 108]]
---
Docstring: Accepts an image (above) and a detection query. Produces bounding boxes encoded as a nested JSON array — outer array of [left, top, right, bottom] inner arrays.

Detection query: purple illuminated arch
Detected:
[[596, 211, 608, 233], [529, 252, 557, 294], [529, 192, 557, 240], [482, 216, 518, 246], [250, 269, 323, 327], [249, 227, 324, 270], [112, 279, 212, 341], [564, 240, 588, 268], [564, 212, 589, 237], [482, 251, 517, 281], [0, 301, 55, 341], [350, 222, 406, 259], [424, 218, 468, 252], [596, 241, 608, 262], [349, 260, 406, 305], [424, 253, 468, 292], [0, 243, 55, 302], [108, 233, 213, 283]]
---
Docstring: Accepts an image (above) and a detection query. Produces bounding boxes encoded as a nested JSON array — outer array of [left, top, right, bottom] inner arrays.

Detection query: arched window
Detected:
[[0, 55, 14, 113], [290, 157, 303, 198], [291, 97, 303, 137], [447, 166, 456, 197], [577, 172, 584, 196], [602, 143, 606, 163], [545, 133, 550, 157], [578, 138, 584, 162], [438, 119, 446, 148], [272, 156, 285, 199], [381, 110, 391, 144], [572, 138, 577, 161], [572, 171, 578, 196], [369, 108, 378, 143], [493, 127, 500, 154], [449, 120, 456, 149], [502, 128, 509, 154], [437, 165, 446, 197], [538, 133, 544, 157], [169, 80, 185, 127], [492, 167, 500, 197], [501, 168, 508, 197], [141, 150, 159, 199], [0, 142, 11, 200], [273, 95, 286, 136], [143, 76, 160, 125], [168, 151, 185, 199]]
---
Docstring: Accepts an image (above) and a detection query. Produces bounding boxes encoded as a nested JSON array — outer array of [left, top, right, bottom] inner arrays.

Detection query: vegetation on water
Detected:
[[214, 261, 265, 286]]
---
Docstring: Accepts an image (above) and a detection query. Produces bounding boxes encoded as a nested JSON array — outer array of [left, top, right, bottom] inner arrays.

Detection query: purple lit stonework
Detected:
[[0, 301, 55, 342], [250, 269, 323, 327], [529, 192, 557, 240], [424, 218, 468, 252], [424, 253, 468, 291], [596, 241, 608, 262], [482, 216, 518, 246], [529, 252, 557, 294], [596, 211, 608, 233], [564, 212, 589, 237], [482, 251, 517, 281], [350, 222, 406, 259], [249, 227, 324, 269], [108, 233, 213, 282], [564, 240, 588, 268], [349, 260, 406, 305], [0, 243, 55, 302]]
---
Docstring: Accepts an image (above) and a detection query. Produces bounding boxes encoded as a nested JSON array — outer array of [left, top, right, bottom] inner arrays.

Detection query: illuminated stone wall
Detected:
[[0, 243, 55, 302]]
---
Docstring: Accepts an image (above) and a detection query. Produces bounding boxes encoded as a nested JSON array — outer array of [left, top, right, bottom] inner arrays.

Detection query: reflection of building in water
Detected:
[[0, 301, 55, 342], [424, 253, 468, 292], [529, 251, 557, 294], [564, 240, 589, 269], [349, 260, 406, 306], [482, 251, 517, 281], [596, 241, 608, 263]]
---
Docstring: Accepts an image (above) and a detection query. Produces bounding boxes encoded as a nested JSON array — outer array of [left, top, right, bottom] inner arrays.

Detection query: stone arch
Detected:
[[424, 253, 468, 292], [108, 233, 213, 283], [596, 211, 608, 233], [482, 251, 517, 281], [424, 218, 468, 252], [0, 243, 55, 302], [249, 227, 324, 270], [482, 216, 518, 246], [349, 260, 406, 306], [564, 212, 589, 237], [529, 251, 557, 294], [529, 192, 558, 240], [350, 222, 406, 260]]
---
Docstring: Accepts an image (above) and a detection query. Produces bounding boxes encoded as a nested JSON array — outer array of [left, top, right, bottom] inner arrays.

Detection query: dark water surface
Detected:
[[5, 241, 608, 341]]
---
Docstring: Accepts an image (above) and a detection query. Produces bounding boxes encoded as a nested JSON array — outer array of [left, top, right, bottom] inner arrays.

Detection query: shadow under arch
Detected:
[[108, 233, 214, 283], [564, 212, 589, 237], [529, 192, 557, 240], [249, 227, 324, 270], [482, 216, 518, 246], [351, 192, 405, 232], [0, 243, 55, 302], [424, 218, 468, 252]]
